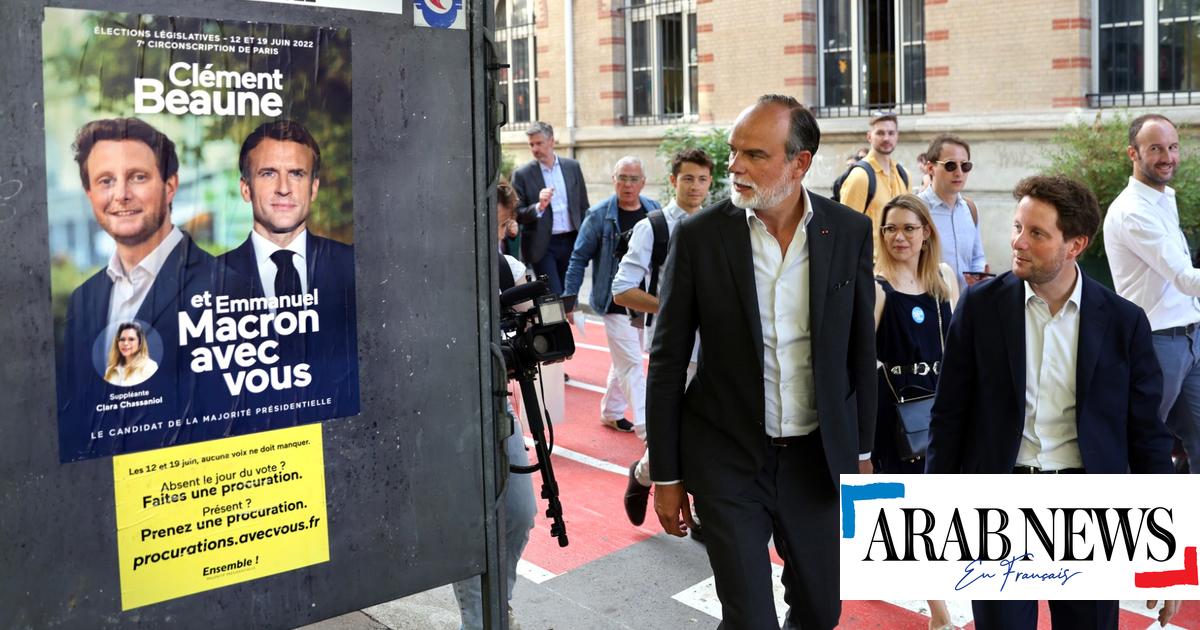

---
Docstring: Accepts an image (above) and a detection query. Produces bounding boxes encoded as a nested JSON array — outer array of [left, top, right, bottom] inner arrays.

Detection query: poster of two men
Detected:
[[43, 8, 360, 462]]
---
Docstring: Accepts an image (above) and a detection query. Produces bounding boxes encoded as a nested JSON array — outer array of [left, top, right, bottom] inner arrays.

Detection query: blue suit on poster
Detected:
[[56, 232, 243, 462], [217, 232, 359, 429]]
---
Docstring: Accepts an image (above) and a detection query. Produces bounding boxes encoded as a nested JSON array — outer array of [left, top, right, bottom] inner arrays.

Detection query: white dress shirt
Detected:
[[1104, 176, 1200, 330], [1017, 269, 1084, 470], [610, 200, 701, 358], [746, 189, 818, 438], [251, 229, 309, 298], [106, 226, 184, 326]]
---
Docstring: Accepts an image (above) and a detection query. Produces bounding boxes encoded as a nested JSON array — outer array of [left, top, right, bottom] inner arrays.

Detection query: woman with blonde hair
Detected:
[[872, 193, 961, 630], [104, 322, 158, 387]]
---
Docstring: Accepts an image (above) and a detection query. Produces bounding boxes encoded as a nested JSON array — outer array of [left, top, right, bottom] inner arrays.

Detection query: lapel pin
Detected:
[[820, 229, 830, 235]]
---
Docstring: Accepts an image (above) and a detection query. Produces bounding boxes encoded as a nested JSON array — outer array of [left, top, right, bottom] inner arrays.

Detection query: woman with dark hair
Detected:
[[872, 193, 961, 630], [104, 322, 158, 387]]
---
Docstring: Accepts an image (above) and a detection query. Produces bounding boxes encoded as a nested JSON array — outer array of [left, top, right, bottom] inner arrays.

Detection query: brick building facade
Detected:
[[495, 0, 1200, 270]]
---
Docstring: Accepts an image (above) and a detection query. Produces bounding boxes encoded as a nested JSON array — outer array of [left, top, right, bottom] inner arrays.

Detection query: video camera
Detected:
[[498, 278, 575, 371], [497, 276, 574, 547]]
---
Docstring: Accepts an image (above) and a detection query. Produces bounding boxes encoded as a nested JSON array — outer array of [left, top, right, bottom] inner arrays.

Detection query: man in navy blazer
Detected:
[[926, 175, 1178, 629], [511, 121, 590, 295], [57, 118, 237, 462], [218, 120, 359, 428]]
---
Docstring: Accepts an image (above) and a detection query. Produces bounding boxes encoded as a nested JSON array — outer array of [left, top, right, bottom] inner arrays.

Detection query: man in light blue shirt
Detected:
[[511, 122, 591, 295], [917, 134, 988, 288]]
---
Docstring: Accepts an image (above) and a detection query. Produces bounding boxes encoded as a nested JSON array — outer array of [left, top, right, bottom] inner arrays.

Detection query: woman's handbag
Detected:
[[881, 299, 944, 461]]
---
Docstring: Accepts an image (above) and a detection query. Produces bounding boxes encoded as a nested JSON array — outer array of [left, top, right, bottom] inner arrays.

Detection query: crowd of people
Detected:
[[482, 103, 1192, 630]]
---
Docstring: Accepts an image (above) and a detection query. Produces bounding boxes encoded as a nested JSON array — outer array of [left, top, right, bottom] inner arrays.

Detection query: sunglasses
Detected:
[[934, 160, 973, 173]]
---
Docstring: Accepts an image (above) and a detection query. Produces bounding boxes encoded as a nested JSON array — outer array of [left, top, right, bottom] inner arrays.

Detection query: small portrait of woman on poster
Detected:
[[103, 322, 159, 387]]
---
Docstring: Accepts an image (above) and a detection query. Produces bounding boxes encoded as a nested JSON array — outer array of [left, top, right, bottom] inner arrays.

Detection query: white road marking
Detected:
[[516, 559, 557, 584], [565, 380, 606, 394], [524, 437, 632, 476]]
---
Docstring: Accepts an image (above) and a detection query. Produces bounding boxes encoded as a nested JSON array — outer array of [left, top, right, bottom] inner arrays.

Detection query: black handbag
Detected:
[[881, 299, 944, 461]]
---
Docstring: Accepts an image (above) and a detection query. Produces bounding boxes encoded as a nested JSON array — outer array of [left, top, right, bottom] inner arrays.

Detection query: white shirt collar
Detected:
[[744, 187, 815, 229], [1127, 176, 1174, 206], [1024, 263, 1083, 312], [663, 199, 690, 221], [539, 155, 560, 173], [250, 228, 308, 267], [106, 226, 184, 282]]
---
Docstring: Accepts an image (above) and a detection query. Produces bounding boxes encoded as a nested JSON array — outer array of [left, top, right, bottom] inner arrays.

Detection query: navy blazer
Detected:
[[511, 157, 590, 263], [926, 271, 1173, 474], [646, 195, 877, 495], [218, 232, 360, 428], [57, 232, 233, 462]]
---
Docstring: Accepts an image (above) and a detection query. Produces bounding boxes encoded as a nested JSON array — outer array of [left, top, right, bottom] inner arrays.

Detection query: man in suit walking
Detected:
[[926, 174, 1180, 629], [511, 121, 590, 295], [219, 120, 359, 426], [58, 117, 224, 461], [647, 94, 877, 629]]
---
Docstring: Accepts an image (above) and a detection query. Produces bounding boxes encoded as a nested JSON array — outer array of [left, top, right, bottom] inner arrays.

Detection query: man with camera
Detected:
[[562, 157, 661, 435], [610, 148, 713, 527]]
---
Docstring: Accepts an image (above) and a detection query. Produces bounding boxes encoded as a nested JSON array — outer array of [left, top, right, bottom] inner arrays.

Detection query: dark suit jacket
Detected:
[[57, 232, 231, 462], [926, 271, 1173, 474], [218, 232, 360, 428], [646, 194, 878, 495], [511, 156, 590, 263]]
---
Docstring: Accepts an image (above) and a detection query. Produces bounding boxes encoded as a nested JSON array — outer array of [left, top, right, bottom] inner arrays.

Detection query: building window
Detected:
[[1094, 0, 1200, 106], [624, 0, 698, 125], [496, 0, 536, 126], [818, 0, 925, 117]]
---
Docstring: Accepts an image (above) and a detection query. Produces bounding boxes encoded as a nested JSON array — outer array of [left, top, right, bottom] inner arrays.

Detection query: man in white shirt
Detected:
[[647, 95, 876, 630], [928, 174, 1178, 629], [611, 148, 713, 527], [1105, 114, 1200, 474]]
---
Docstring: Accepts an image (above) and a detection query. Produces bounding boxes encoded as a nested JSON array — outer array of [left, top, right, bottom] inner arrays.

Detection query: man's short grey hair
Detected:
[[612, 155, 644, 175], [526, 121, 554, 139], [755, 94, 821, 160]]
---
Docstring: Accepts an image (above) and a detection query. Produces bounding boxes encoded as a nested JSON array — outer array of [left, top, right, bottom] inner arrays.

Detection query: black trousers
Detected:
[[972, 600, 1119, 630], [692, 432, 840, 630]]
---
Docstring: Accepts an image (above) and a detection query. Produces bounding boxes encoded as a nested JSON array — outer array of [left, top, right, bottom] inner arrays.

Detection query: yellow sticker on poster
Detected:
[[113, 424, 329, 610]]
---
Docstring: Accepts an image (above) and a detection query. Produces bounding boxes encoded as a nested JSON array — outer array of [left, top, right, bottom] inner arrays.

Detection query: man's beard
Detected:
[[730, 174, 796, 210]]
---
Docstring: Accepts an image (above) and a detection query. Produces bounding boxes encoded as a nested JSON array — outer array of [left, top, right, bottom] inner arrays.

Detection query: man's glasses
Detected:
[[934, 160, 973, 173], [616, 175, 644, 184], [880, 224, 923, 237]]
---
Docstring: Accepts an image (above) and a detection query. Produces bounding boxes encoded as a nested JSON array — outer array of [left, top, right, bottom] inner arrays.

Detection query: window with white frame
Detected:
[[624, 0, 698, 124], [819, 0, 925, 116], [1095, 0, 1200, 103], [496, 0, 536, 125]]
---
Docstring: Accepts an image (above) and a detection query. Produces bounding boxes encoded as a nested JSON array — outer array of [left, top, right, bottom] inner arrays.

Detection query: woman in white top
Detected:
[[103, 322, 158, 387]]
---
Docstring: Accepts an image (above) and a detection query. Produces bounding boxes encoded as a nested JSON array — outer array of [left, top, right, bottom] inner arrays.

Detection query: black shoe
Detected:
[[601, 418, 635, 432], [689, 518, 705, 544], [623, 462, 651, 526]]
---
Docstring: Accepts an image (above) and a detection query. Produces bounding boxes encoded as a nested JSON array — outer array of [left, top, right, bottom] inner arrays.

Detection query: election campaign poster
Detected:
[[43, 8, 360, 463]]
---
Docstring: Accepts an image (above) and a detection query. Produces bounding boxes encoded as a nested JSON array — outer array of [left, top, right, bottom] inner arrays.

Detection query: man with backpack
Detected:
[[610, 148, 713, 528], [833, 112, 909, 229], [563, 156, 661, 434], [917, 134, 990, 288]]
